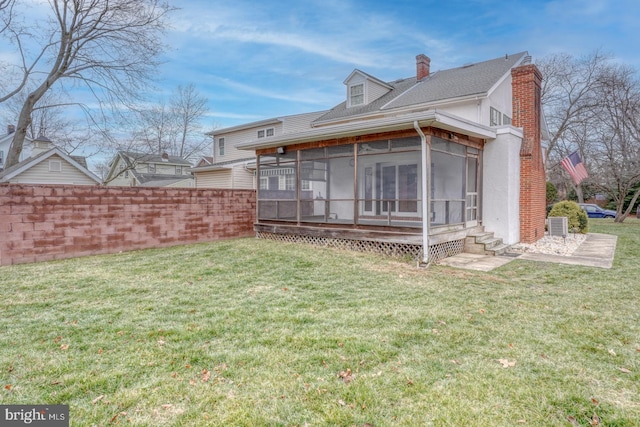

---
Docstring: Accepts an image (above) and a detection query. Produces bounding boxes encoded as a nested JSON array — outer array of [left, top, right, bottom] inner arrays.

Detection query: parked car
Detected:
[[578, 203, 616, 218]]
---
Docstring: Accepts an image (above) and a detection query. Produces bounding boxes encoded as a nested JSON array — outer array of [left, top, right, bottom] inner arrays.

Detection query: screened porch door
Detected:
[[465, 155, 478, 227]]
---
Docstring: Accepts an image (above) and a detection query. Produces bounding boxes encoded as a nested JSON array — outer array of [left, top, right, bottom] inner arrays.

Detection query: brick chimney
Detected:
[[7, 124, 15, 134], [512, 62, 545, 244], [416, 54, 431, 80]]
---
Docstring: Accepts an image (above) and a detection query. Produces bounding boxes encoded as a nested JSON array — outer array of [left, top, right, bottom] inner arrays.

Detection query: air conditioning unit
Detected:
[[548, 216, 568, 237]]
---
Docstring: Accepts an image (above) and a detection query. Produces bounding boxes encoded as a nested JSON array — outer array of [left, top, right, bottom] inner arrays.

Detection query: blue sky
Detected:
[[158, 0, 640, 131]]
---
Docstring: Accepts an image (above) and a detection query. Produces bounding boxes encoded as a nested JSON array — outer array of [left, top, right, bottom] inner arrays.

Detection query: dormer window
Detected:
[[218, 138, 225, 156], [349, 83, 364, 107], [258, 127, 275, 138]]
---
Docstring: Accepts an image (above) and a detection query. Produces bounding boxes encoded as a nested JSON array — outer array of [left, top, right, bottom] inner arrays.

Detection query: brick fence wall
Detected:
[[0, 184, 256, 266]]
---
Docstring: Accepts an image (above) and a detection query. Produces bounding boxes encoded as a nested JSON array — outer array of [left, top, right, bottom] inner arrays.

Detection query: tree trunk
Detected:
[[5, 94, 37, 167]]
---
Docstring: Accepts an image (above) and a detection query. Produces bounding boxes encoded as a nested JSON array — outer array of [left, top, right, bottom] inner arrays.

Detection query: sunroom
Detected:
[[241, 111, 498, 262]]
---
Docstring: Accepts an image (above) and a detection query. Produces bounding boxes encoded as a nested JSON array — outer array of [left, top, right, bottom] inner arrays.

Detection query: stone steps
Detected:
[[464, 229, 509, 256]]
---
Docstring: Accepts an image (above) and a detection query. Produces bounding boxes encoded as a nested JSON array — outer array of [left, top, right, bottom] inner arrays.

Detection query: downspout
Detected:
[[414, 121, 430, 265]]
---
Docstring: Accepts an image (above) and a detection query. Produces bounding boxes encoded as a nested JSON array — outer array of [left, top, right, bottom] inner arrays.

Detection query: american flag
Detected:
[[561, 151, 589, 185]]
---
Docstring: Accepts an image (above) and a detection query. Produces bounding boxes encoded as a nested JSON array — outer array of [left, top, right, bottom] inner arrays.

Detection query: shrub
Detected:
[[546, 181, 558, 204], [548, 201, 588, 233]]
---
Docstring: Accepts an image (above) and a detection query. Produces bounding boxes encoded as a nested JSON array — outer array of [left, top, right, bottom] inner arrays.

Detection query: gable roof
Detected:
[[313, 52, 528, 126], [0, 147, 100, 183], [117, 151, 192, 167]]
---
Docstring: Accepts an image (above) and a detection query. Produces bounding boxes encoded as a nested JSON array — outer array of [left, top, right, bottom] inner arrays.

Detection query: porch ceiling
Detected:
[[236, 109, 496, 151]]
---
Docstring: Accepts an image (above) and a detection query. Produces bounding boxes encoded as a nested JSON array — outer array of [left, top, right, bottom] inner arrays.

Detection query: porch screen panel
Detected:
[[357, 145, 422, 227], [300, 160, 328, 223], [257, 153, 298, 221], [326, 156, 354, 223], [431, 144, 465, 226]]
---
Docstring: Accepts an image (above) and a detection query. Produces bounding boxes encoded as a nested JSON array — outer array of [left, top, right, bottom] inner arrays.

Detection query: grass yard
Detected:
[[1, 219, 639, 426]]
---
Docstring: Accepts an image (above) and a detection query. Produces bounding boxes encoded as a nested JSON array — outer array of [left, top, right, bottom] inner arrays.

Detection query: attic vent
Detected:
[[547, 217, 568, 237]]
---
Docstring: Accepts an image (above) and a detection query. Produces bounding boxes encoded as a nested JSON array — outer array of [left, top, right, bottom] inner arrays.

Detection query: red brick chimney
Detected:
[[512, 62, 545, 244], [416, 54, 431, 80]]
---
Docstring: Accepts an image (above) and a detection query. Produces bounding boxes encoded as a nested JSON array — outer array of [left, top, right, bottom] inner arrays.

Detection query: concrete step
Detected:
[[464, 230, 508, 256]]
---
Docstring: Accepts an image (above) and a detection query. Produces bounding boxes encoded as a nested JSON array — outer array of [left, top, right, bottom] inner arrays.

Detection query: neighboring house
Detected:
[[0, 135, 100, 185], [0, 125, 34, 170], [232, 52, 546, 262], [192, 111, 327, 189], [104, 151, 194, 187]]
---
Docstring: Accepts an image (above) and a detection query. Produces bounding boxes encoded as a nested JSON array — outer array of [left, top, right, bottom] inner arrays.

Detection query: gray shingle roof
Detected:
[[120, 151, 192, 166], [313, 52, 528, 125]]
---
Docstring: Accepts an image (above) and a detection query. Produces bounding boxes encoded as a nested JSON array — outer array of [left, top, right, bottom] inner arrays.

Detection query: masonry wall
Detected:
[[0, 184, 256, 266]]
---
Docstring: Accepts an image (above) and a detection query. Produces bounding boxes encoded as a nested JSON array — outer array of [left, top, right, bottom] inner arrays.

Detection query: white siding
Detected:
[[231, 165, 255, 189], [367, 80, 391, 103], [9, 154, 97, 185], [194, 164, 254, 189], [195, 169, 233, 188], [213, 126, 265, 163]]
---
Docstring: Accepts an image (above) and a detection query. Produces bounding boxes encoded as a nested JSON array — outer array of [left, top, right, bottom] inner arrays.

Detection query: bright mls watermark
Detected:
[[1, 405, 68, 426]]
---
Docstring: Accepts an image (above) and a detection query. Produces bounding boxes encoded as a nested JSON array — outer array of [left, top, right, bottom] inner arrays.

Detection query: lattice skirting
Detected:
[[255, 231, 465, 262]]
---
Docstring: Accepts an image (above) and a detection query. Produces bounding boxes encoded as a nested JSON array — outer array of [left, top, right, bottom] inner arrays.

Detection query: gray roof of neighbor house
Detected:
[[313, 52, 528, 125], [118, 151, 193, 167]]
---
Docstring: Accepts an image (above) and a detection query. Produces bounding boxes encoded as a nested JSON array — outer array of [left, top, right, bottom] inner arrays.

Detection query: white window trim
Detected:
[[348, 83, 365, 108], [258, 128, 275, 139], [218, 138, 225, 156]]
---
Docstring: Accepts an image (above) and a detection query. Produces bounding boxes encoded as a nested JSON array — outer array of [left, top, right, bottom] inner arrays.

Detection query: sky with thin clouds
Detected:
[[162, 0, 639, 130], [1, 0, 639, 154]]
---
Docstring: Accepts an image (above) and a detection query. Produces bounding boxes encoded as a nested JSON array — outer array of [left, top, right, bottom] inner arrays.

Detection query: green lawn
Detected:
[[1, 219, 639, 426]]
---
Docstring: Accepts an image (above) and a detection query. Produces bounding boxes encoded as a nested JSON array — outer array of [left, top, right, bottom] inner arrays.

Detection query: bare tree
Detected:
[[0, 0, 174, 169], [133, 83, 209, 160], [171, 84, 209, 158], [588, 63, 640, 222], [539, 51, 609, 165]]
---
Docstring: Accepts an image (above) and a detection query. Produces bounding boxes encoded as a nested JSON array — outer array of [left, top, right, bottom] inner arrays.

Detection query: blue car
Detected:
[[578, 203, 616, 218]]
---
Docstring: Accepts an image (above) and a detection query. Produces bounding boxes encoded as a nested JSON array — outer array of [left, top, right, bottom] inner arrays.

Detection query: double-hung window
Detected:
[[349, 83, 364, 107]]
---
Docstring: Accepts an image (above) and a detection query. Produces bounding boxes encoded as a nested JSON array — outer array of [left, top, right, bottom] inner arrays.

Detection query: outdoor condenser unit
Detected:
[[547, 216, 568, 237]]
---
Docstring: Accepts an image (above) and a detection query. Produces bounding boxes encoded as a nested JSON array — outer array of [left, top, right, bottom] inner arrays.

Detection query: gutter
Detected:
[[237, 110, 496, 151]]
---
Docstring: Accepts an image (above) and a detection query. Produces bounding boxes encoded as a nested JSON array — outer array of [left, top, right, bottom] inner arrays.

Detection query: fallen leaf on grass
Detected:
[[450, 359, 461, 365], [591, 412, 600, 426], [337, 399, 346, 406], [497, 359, 516, 368], [608, 349, 616, 356], [91, 395, 104, 404], [161, 404, 173, 410], [337, 368, 354, 384], [53, 336, 62, 343], [567, 415, 578, 426], [59, 344, 69, 350], [618, 367, 632, 374], [201, 369, 211, 382], [4, 384, 11, 390], [591, 397, 600, 405]]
